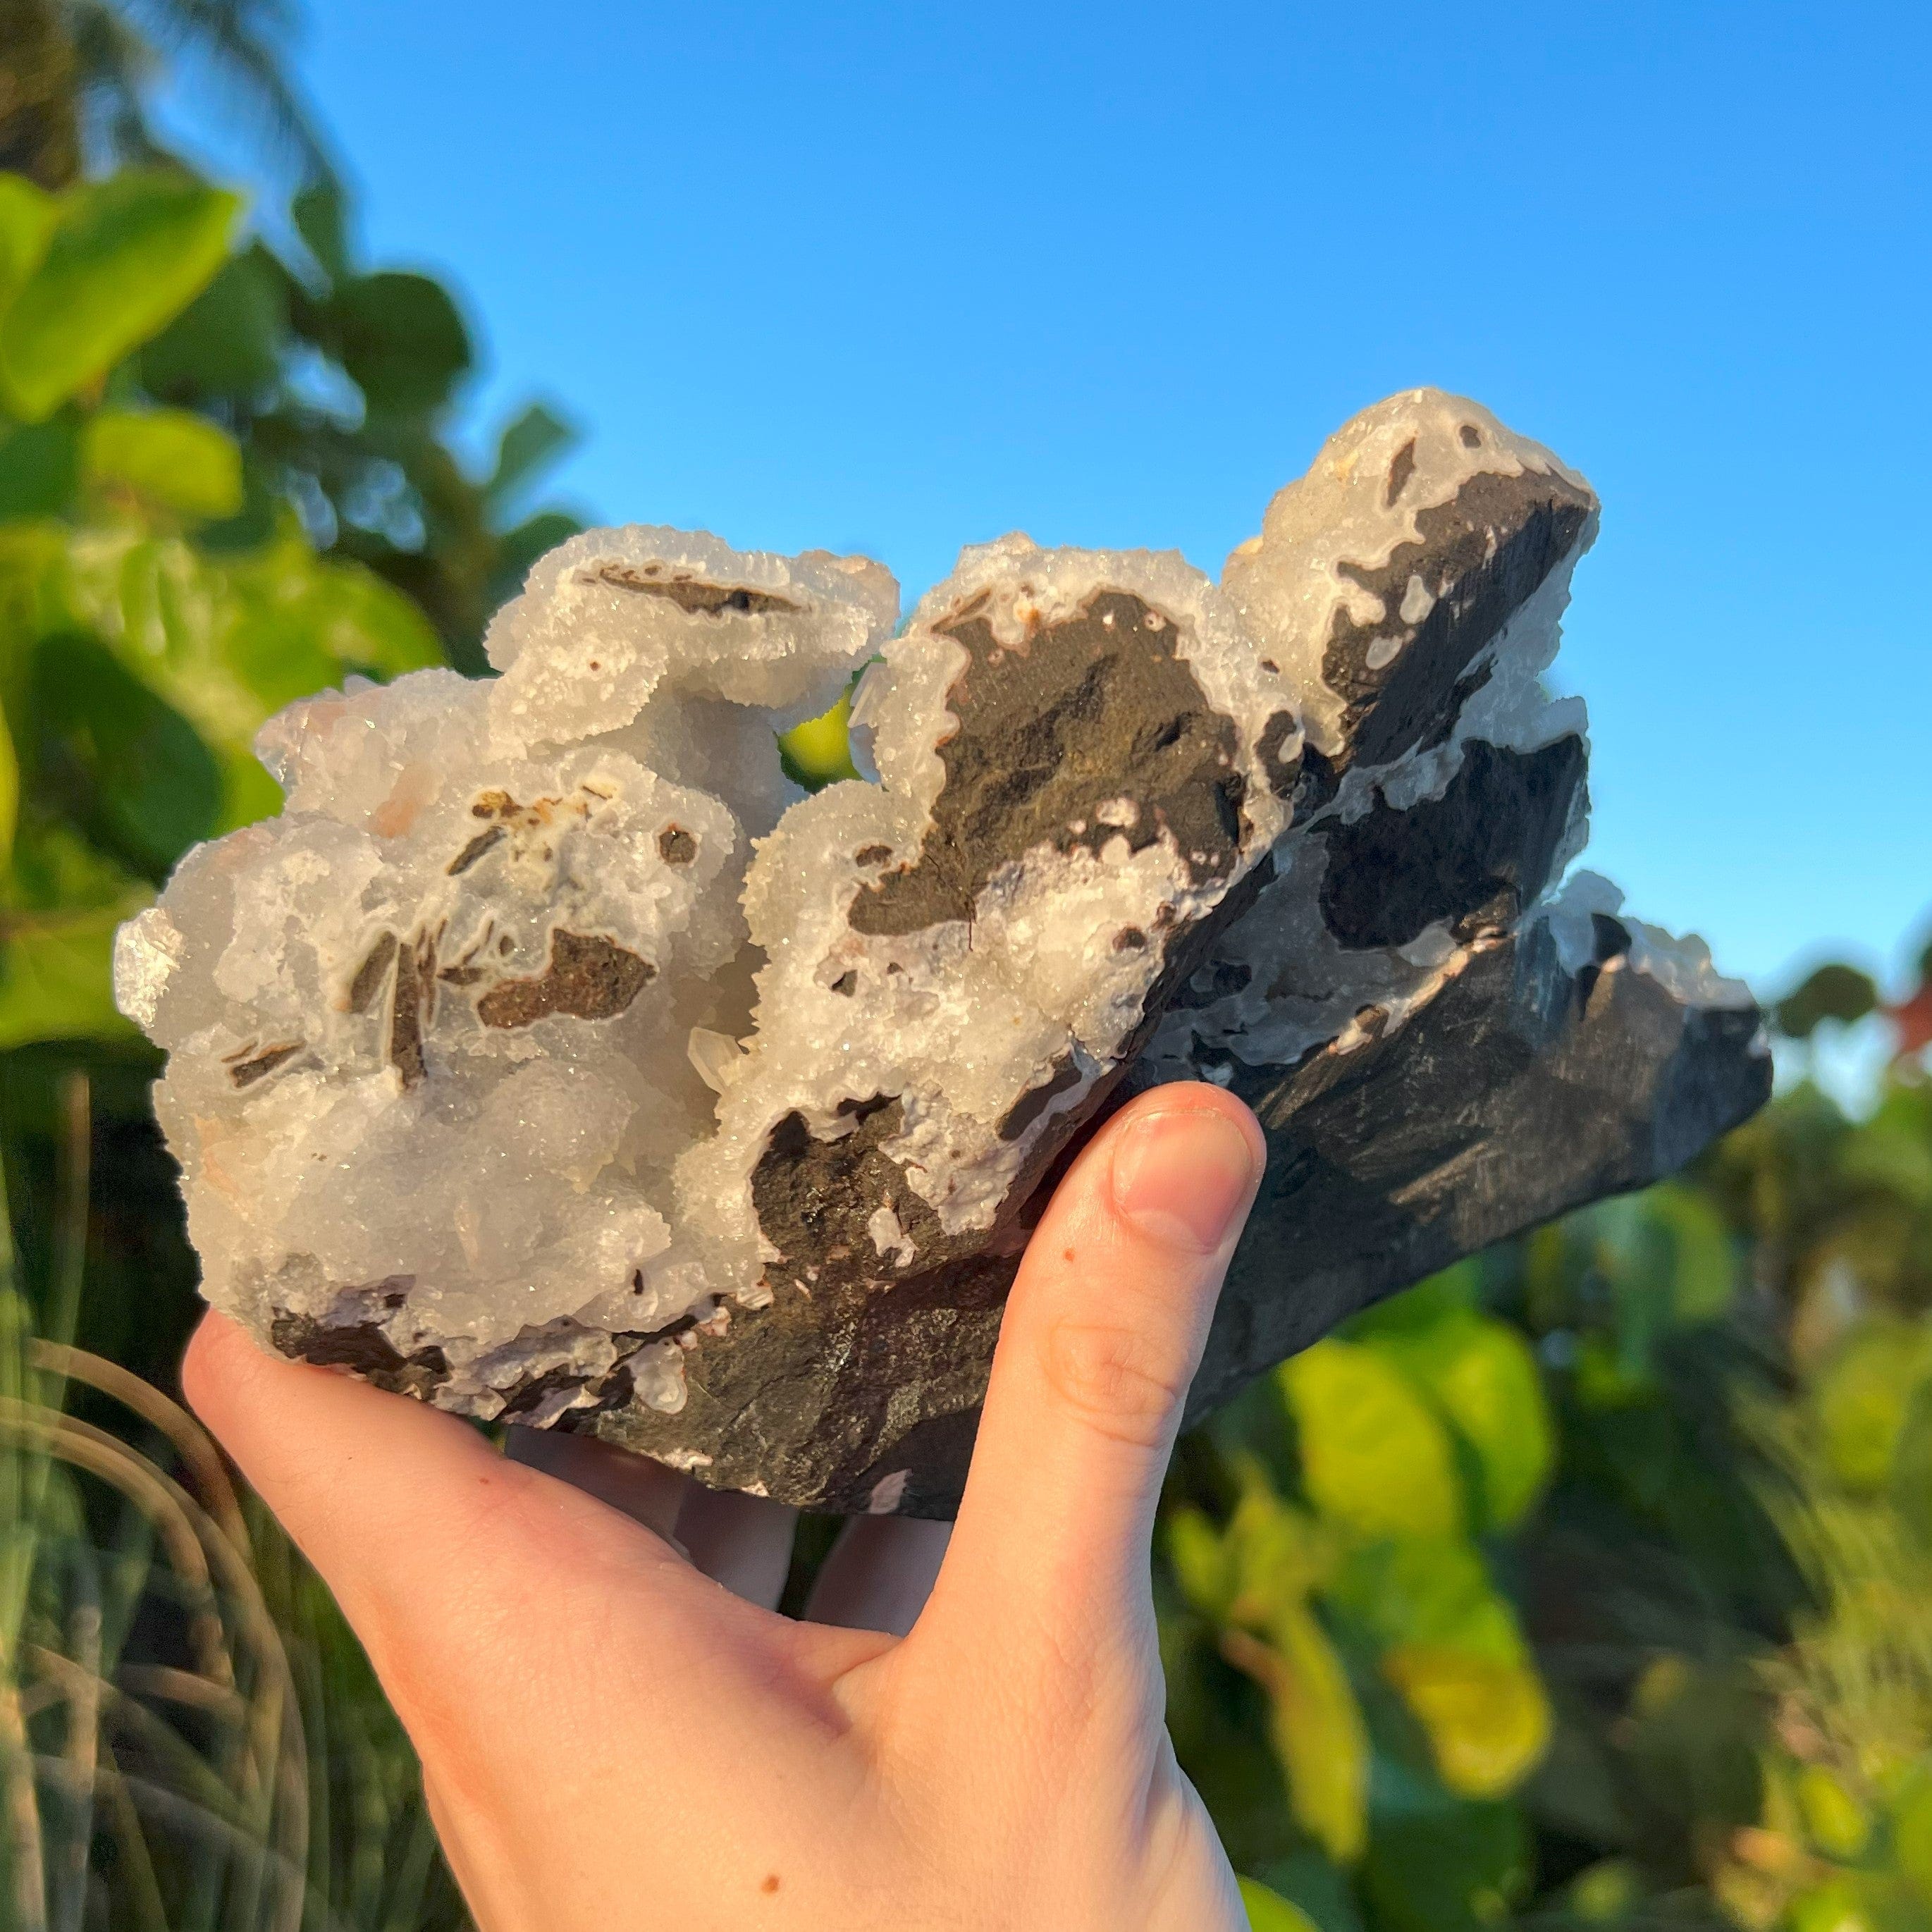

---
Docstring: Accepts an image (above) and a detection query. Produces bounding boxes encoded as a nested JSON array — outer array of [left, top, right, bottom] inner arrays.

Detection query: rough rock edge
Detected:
[[583, 886, 1770, 1515], [119, 388, 1772, 1509]]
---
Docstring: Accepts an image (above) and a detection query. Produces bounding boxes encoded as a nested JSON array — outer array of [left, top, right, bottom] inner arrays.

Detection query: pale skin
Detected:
[[184, 1083, 1267, 1931]]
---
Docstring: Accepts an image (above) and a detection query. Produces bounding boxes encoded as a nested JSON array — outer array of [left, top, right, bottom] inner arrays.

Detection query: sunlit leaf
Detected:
[[1223, 1604, 1370, 1864], [82, 408, 245, 522], [780, 689, 861, 790], [1282, 1340, 1463, 1539], [1562, 1859, 1644, 1923], [1362, 1308, 1553, 1530], [1167, 1505, 1238, 1621], [0, 173, 240, 422], [1324, 1537, 1521, 1664], [0, 902, 142, 1050], [1241, 1876, 1322, 1932], [1225, 1480, 1331, 1620], [1786, 1875, 1881, 1932], [1895, 1763, 1932, 1905], [0, 171, 58, 316], [41, 527, 442, 828], [1795, 1764, 1869, 1860], [1381, 1647, 1551, 1799], [1813, 1319, 1932, 1491]]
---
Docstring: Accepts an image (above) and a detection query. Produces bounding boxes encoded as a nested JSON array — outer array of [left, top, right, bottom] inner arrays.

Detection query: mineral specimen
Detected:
[[117, 389, 1771, 1513]]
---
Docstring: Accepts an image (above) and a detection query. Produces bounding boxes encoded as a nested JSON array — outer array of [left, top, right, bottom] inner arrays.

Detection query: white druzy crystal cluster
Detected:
[[120, 387, 1690, 1441], [116, 532, 896, 1420]]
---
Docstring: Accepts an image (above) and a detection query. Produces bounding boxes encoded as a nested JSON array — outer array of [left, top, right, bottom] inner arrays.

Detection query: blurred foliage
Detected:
[[0, 15, 574, 1912], [0, 111, 577, 1387], [0, 1073, 467, 1928], [6, 10, 1932, 1931], [1162, 1020, 1932, 1932]]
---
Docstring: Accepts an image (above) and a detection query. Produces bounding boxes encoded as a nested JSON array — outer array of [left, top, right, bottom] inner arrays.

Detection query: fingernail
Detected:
[[1109, 1107, 1259, 1254]]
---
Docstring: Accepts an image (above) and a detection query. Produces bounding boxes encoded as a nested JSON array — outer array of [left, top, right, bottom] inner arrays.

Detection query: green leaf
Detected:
[[1795, 1764, 1869, 1860], [1363, 1310, 1553, 1530], [1787, 1876, 1881, 1932], [138, 243, 288, 400], [1888, 1380, 1932, 1546], [1325, 1538, 1521, 1664], [30, 630, 224, 882], [1224, 1482, 1331, 1618], [1362, 1763, 1526, 1932], [41, 527, 443, 822], [780, 689, 862, 790], [1282, 1340, 1463, 1539], [292, 179, 352, 288], [1324, 1535, 1549, 1795], [1813, 1319, 1932, 1492], [0, 173, 241, 422], [333, 270, 470, 417], [1776, 961, 1881, 1038], [215, 536, 444, 704], [0, 173, 58, 316], [0, 902, 141, 1050], [1562, 1859, 1644, 1923], [0, 414, 80, 517], [1645, 1181, 1739, 1324], [486, 401, 574, 507], [0, 694, 17, 861], [1381, 1647, 1551, 1799], [1167, 1505, 1238, 1621], [1895, 1762, 1932, 1905], [1241, 1876, 1322, 1932], [1224, 1604, 1370, 1864], [82, 408, 245, 522], [488, 507, 582, 610]]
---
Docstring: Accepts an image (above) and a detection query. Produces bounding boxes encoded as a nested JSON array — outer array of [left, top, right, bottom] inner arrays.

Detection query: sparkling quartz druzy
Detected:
[[118, 391, 1771, 1507], [118, 531, 897, 1423]]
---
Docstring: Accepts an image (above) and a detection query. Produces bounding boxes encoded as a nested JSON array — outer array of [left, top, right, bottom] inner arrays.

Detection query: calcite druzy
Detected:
[[116, 390, 1769, 1514]]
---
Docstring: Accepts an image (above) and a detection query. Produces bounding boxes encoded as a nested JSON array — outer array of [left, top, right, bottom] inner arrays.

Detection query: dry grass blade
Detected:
[[0, 1067, 464, 1929], [1, 1668, 51, 1932], [0, 1395, 312, 1932], [28, 1341, 246, 1552]]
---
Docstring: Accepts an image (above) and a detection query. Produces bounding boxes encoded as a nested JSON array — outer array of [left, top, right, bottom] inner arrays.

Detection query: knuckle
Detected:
[[1041, 1316, 1188, 1450]]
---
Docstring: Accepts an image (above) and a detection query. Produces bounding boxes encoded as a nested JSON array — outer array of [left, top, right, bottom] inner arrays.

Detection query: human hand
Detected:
[[183, 1083, 1266, 1931]]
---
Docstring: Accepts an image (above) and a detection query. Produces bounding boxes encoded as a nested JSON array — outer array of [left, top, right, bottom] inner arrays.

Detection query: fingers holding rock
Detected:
[[806, 1516, 952, 1637], [919, 1085, 1263, 1680]]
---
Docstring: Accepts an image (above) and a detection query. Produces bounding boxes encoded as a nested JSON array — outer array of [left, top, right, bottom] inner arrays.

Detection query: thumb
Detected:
[[913, 1084, 1262, 1688]]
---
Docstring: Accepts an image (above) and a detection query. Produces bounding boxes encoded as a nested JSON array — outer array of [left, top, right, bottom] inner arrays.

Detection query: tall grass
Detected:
[[0, 1074, 465, 1932]]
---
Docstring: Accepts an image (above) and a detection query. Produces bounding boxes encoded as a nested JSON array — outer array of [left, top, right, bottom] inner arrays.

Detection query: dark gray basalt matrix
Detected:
[[116, 390, 1770, 1514]]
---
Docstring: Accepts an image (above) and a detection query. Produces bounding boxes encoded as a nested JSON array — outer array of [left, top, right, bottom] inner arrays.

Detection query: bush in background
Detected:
[[3, 8, 1931, 1926]]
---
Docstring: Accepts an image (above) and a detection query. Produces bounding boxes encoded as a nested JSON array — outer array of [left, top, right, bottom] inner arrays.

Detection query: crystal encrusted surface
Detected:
[[118, 390, 1771, 1503]]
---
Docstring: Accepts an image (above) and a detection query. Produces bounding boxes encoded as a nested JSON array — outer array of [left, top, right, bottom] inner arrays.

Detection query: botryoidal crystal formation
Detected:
[[116, 390, 1770, 1515]]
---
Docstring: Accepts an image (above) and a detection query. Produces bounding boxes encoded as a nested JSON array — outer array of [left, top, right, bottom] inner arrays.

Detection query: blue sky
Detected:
[[171, 0, 1930, 995]]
